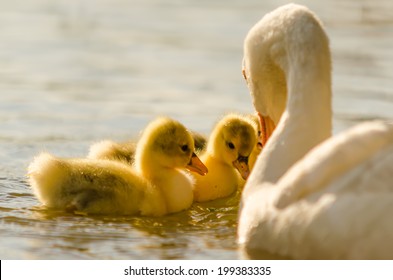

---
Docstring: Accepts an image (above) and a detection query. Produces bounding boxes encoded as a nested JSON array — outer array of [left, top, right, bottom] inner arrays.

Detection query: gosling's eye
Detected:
[[227, 142, 235, 150], [181, 145, 189, 152], [258, 130, 261, 137]]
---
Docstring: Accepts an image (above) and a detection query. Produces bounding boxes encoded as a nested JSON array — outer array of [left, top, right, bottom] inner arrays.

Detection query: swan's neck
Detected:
[[246, 53, 332, 192]]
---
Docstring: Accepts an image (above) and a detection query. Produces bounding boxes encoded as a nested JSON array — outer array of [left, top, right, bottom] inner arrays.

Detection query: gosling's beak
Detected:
[[185, 152, 208, 176], [233, 155, 250, 180], [258, 113, 276, 146]]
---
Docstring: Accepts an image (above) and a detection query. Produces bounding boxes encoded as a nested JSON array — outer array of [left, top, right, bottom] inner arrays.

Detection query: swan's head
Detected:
[[208, 114, 257, 179], [135, 117, 208, 176], [242, 4, 330, 146], [241, 11, 286, 147], [242, 5, 288, 134]]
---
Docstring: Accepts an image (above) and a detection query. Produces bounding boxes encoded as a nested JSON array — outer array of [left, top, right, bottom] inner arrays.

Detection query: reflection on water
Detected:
[[1, 0, 393, 259], [2, 189, 239, 259]]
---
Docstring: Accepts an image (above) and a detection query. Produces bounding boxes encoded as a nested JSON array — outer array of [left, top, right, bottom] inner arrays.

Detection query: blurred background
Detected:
[[1, 0, 393, 259]]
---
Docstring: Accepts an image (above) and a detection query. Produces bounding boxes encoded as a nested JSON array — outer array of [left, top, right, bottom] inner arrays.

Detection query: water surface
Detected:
[[1, 0, 393, 259]]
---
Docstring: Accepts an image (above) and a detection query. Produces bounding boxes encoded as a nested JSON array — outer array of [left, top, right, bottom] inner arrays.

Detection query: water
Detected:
[[1, 0, 393, 259]]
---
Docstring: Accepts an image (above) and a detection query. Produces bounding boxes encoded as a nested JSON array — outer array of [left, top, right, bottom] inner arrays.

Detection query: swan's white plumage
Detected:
[[275, 121, 393, 208], [238, 3, 393, 259]]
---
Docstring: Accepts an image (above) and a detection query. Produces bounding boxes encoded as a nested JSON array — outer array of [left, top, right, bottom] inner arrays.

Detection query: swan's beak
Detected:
[[258, 113, 275, 146], [233, 155, 250, 180], [186, 153, 208, 176]]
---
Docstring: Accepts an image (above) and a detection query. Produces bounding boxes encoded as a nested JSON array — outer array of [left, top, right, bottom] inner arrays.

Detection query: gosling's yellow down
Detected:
[[87, 132, 206, 164], [88, 140, 136, 164], [28, 117, 208, 216], [193, 114, 257, 202]]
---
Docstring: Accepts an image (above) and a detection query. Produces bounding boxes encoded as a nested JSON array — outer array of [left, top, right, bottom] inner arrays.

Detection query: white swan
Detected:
[[238, 3, 393, 259]]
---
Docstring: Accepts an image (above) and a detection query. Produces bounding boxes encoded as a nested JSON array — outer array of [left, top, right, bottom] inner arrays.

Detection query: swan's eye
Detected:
[[242, 59, 248, 81], [242, 69, 247, 81], [181, 145, 189, 152], [227, 142, 235, 150]]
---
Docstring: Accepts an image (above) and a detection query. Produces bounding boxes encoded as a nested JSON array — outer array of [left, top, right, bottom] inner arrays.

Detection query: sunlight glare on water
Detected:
[[1, 0, 393, 259]]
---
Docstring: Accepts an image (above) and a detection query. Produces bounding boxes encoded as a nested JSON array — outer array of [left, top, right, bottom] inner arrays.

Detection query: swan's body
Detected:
[[193, 114, 257, 202], [28, 117, 207, 216], [238, 4, 393, 259]]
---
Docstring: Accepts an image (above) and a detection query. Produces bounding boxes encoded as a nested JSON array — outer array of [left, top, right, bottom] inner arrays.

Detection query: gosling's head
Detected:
[[208, 114, 257, 179], [135, 117, 208, 176]]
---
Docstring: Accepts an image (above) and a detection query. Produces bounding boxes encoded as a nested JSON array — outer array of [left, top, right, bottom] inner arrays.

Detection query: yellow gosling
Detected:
[[193, 114, 257, 202], [28, 117, 207, 216], [134, 117, 208, 213]]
